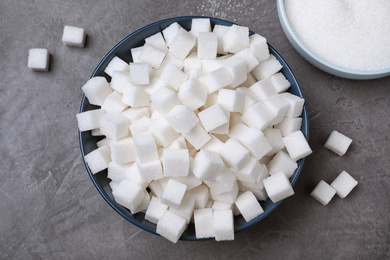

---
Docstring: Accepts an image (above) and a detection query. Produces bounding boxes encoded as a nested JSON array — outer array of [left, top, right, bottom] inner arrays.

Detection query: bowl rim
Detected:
[[276, 0, 390, 80], [79, 15, 309, 241]]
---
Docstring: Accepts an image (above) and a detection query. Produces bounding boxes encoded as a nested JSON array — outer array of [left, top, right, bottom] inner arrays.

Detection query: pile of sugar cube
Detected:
[[310, 130, 358, 205], [77, 18, 312, 243], [27, 25, 86, 71]]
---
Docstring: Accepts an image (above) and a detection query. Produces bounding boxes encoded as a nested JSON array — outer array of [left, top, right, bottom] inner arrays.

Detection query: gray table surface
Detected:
[[1, 0, 389, 259]]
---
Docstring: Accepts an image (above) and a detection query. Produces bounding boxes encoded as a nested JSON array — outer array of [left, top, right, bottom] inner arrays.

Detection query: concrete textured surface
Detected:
[[1, 0, 390, 259]]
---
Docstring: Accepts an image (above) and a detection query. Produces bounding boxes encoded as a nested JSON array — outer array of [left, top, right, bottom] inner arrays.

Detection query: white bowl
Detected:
[[276, 0, 390, 80]]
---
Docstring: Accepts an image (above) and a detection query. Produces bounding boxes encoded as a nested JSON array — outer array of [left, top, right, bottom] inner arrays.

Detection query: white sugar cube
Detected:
[[222, 25, 250, 53], [263, 171, 295, 203], [264, 94, 289, 125], [121, 107, 150, 124], [267, 150, 297, 178], [191, 18, 211, 36], [129, 116, 151, 135], [202, 134, 224, 154], [186, 184, 210, 209], [198, 104, 228, 132], [169, 194, 195, 224], [192, 149, 224, 181], [194, 208, 214, 239], [84, 145, 111, 174], [99, 112, 130, 141], [150, 86, 180, 115], [217, 89, 244, 113], [145, 32, 168, 52], [197, 32, 218, 59], [239, 72, 257, 88], [149, 180, 164, 198], [28, 48, 50, 72], [235, 191, 264, 222], [145, 196, 168, 224], [210, 181, 239, 204], [107, 161, 131, 182], [112, 180, 144, 213], [239, 184, 268, 201], [132, 131, 158, 163], [324, 131, 352, 156], [163, 149, 190, 177], [202, 59, 224, 73], [330, 171, 358, 198], [165, 105, 199, 134], [212, 201, 233, 211], [213, 209, 234, 241], [205, 167, 237, 195], [110, 137, 137, 164], [162, 22, 182, 47], [136, 158, 163, 182], [203, 91, 219, 109], [241, 101, 275, 130], [125, 163, 149, 189], [219, 138, 250, 170], [275, 117, 303, 137], [232, 48, 259, 72], [104, 56, 129, 77], [158, 53, 184, 72], [138, 43, 166, 69], [249, 34, 270, 63], [81, 76, 112, 106], [102, 91, 128, 113], [213, 24, 230, 54], [110, 70, 130, 93], [144, 77, 169, 95], [310, 180, 336, 205], [264, 128, 285, 156], [161, 179, 187, 208], [199, 67, 233, 94], [159, 64, 188, 91], [169, 28, 196, 60], [149, 118, 179, 147], [252, 55, 283, 81], [270, 72, 291, 93], [131, 46, 143, 63], [178, 77, 208, 111], [235, 156, 264, 183], [129, 63, 149, 85], [283, 130, 312, 161], [223, 57, 248, 88], [62, 25, 86, 47], [280, 92, 305, 118], [173, 171, 202, 191], [182, 124, 211, 150], [132, 190, 150, 214], [183, 52, 203, 74], [157, 210, 187, 243], [249, 78, 277, 101], [76, 109, 103, 132], [209, 110, 230, 135]]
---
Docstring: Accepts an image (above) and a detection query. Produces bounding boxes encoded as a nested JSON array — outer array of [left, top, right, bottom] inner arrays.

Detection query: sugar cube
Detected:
[[267, 150, 297, 178], [213, 24, 230, 54], [232, 48, 259, 72], [121, 107, 150, 124], [145, 196, 168, 223], [217, 89, 244, 113], [138, 43, 166, 69], [197, 32, 218, 59], [280, 92, 305, 118], [145, 32, 168, 52], [107, 161, 131, 182], [235, 156, 263, 183], [136, 158, 163, 183], [149, 118, 179, 147], [199, 67, 233, 94], [110, 137, 137, 164], [192, 149, 224, 181], [156, 210, 187, 243], [159, 64, 188, 91], [84, 145, 111, 174], [274, 117, 303, 137], [223, 57, 248, 88], [129, 63, 149, 85], [132, 131, 159, 163], [249, 34, 270, 63], [330, 171, 358, 198], [169, 194, 195, 224], [222, 24, 249, 53], [110, 70, 130, 93], [62, 25, 86, 47], [165, 105, 199, 134], [241, 101, 275, 131], [252, 55, 283, 81], [194, 208, 214, 239], [182, 124, 211, 150], [28, 48, 50, 72], [210, 182, 239, 204], [282, 130, 312, 161], [112, 179, 144, 213], [324, 130, 353, 156], [264, 94, 289, 125], [213, 209, 234, 241], [104, 56, 129, 77], [198, 104, 229, 132], [161, 179, 187, 208], [178, 77, 208, 111], [99, 112, 130, 141], [169, 28, 196, 60], [249, 78, 277, 101], [235, 191, 264, 222], [270, 72, 291, 93], [190, 18, 211, 36], [150, 86, 180, 115], [263, 171, 295, 203], [310, 180, 336, 205], [163, 149, 190, 177], [186, 184, 210, 209], [81, 76, 113, 106], [162, 22, 182, 47], [76, 109, 103, 132], [102, 91, 128, 113], [219, 138, 250, 170]]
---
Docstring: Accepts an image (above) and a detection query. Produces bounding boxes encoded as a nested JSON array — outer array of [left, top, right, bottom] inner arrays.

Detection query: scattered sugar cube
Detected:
[[28, 48, 50, 72], [198, 104, 229, 132], [156, 210, 187, 243], [84, 145, 111, 174], [145, 32, 168, 52], [99, 112, 130, 141], [161, 179, 187, 208], [235, 191, 264, 222], [252, 55, 283, 81], [282, 130, 312, 161], [81, 77, 113, 106], [169, 28, 196, 60], [62, 25, 86, 47], [249, 34, 270, 63], [194, 208, 214, 239], [162, 22, 182, 47], [129, 63, 149, 85], [219, 138, 250, 170], [136, 158, 163, 183], [110, 70, 130, 93], [267, 150, 297, 178], [310, 180, 336, 205], [163, 149, 190, 177], [138, 43, 166, 69], [222, 24, 250, 53], [197, 32, 218, 59], [76, 109, 103, 132], [178, 77, 208, 111], [330, 171, 358, 198], [263, 171, 295, 203], [182, 124, 211, 150], [110, 137, 137, 164], [112, 179, 144, 213], [199, 67, 233, 93], [104, 56, 129, 77], [192, 149, 224, 181], [145, 196, 168, 223], [213, 209, 234, 241], [324, 130, 353, 156], [102, 91, 128, 113], [132, 131, 159, 163], [190, 18, 211, 36], [165, 105, 199, 134]]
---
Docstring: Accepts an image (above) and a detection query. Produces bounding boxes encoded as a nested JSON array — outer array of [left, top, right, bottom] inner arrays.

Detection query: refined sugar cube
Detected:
[[194, 208, 214, 239], [205, 166, 236, 195], [267, 150, 297, 178], [84, 145, 111, 174], [275, 117, 303, 137], [235, 191, 264, 222], [158, 64, 188, 91], [212, 201, 233, 211], [76, 109, 103, 132], [249, 34, 270, 63], [28, 48, 50, 72], [202, 134, 224, 153], [202, 59, 224, 73], [232, 48, 259, 72], [213, 24, 230, 54], [150, 86, 180, 115], [197, 32, 218, 59], [280, 92, 305, 118], [249, 78, 277, 101], [283, 130, 312, 161], [263, 171, 295, 203], [324, 130, 352, 156], [110, 137, 137, 164], [223, 57, 247, 88], [99, 112, 130, 141], [310, 180, 336, 205], [203, 91, 219, 109], [156, 210, 187, 243], [129, 116, 151, 135], [162, 22, 182, 47], [192, 149, 224, 181], [145, 32, 168, 52], [222, 24, 250, 53], [129, 63, 149, 85], [252, 55, 283, 81], [235, 156, 263, 183], [242, 101, 275, 130], [131, 46, 143, 63], [110, 70, 130, 93], [112, 180, 144, 213], [159, 53, 184, 72], [330, 171, 358, 198], [136, 158, 163, 183], [163, 149, 190, 177], [102, 91, 128, 113], [219, 138, 250, 170], [62, 25, 86, 47], [131, 189, 150, 214], [239, 72, 257, 88], [126, 163, 149, 189], [209, 110, 230, 135], [107, 161, 131, 182], [178, 77, 208, 111], [270, 72, 291, 93], [161, 179, 187, 208], [165, 105, 199, 134], [144, 77, 169, 95], [81, 77, 113, 106], [104, 56, 129, 77], [169, 28, 196, 60], [149, 180, 164, 198], [173, 171, 202, 191], [213, 209, 234, 241], [210, 182, 239, 204], [186, 184, 210, 209], [182, 124, 211, 150], [264, 94, 289, 125], [132, 131, 159, 163], [138, 43, 166, 69], [190, 18, 211, 36], [198, 104, 228, 132], [183, 52, 203, 74], [149, 118, 179, 147], [199, 67, 233, 94], [169, 194, 195, 223], [121, 107, 150, 124], [217, 89, 244, 113], [264, 127, 285, 156]]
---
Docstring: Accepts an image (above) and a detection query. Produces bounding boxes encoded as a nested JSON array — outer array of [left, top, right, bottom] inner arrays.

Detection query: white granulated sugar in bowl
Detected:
[[284, 0, 390, 71]]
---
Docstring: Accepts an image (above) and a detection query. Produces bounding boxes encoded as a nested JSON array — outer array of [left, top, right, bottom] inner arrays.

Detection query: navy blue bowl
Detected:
[[79, 16, 309, 241]]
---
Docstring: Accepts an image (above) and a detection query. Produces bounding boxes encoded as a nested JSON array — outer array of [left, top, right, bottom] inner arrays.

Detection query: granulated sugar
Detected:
[[284, 0, 390, 71]]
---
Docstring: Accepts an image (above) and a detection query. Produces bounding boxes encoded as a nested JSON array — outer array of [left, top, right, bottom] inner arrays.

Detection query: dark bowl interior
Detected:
[[79, 16, 309, 241]]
